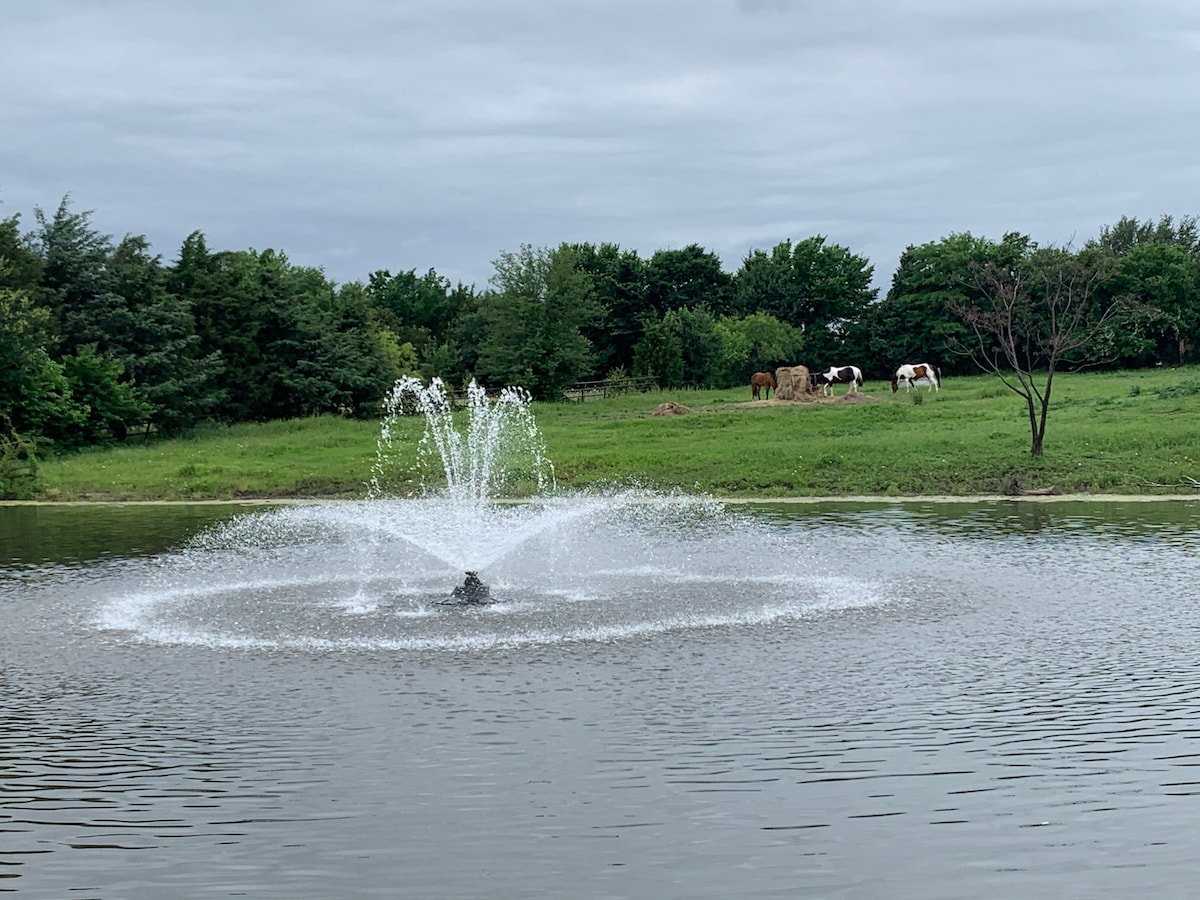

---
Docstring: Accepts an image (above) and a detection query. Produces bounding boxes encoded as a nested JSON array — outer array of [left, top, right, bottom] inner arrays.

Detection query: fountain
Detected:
[[372, 376, 555, 603], [96, 378, 888, 652]]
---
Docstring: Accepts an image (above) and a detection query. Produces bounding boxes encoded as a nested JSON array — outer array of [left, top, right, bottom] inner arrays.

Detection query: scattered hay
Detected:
[[652, 402, 694, 416], [736, 392, 874, 408], [833, 392, 880, 404], [738, 396, 818, 408]]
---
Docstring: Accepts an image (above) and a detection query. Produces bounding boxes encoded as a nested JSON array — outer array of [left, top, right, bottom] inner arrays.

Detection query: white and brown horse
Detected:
[[812, 365, 863, 396], [891, 363, 940, 393]]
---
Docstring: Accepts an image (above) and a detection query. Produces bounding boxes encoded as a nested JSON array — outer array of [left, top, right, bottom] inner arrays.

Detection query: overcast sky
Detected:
[[4, 0, 1198, 293]]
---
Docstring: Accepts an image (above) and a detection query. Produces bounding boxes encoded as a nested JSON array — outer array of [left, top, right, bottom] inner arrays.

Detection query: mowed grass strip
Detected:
[[38, 417, 386, 501], [35, 367, 1200, 501]]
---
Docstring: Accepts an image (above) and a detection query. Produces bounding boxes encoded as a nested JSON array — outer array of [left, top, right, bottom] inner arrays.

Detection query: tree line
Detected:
[[3, 196, 1198, 461]]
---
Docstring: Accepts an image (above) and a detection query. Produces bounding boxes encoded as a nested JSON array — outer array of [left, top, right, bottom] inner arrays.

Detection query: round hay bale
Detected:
[[774, 365, 812, 400]]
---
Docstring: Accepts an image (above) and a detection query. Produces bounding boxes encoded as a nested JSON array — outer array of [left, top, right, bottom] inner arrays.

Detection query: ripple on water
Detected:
[[2, 500, 1200, 897]]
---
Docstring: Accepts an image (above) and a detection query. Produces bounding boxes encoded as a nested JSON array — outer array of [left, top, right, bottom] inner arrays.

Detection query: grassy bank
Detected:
[[32, 367, 1200, 501]]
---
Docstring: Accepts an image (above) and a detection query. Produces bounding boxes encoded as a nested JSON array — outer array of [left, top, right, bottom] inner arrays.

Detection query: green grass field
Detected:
[[31, 367, 1200, 501]]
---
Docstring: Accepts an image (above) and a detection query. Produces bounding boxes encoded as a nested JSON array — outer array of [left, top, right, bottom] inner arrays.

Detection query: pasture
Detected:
[[30, 367, 1200, 500]]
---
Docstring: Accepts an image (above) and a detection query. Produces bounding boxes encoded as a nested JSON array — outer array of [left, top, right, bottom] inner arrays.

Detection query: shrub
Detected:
[[0, 427, 40, 499]]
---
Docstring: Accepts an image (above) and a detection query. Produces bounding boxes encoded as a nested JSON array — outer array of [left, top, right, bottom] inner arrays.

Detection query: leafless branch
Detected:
[[1137, 475, 1200, 490]]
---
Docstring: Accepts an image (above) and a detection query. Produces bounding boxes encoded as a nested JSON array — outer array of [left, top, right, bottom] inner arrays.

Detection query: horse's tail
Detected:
[[930, 363, 941, 385], [855, 369, 864, 387]]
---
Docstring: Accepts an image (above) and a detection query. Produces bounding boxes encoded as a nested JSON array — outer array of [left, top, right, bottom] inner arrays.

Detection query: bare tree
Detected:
[[949, 247, 1126, 457]]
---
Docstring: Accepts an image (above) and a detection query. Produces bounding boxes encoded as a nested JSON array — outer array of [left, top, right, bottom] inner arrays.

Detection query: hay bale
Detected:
[[652, 402, 693, 416], [774, 365, 812, 400]]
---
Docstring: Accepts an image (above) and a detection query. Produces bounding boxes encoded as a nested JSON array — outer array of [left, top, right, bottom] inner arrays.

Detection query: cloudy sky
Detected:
[[4, 0, 1198, 292]]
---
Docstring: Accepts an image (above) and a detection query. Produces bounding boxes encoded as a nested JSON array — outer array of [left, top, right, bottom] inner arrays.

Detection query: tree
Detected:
[[476, 244, 599, 399], [60, 344, 148, 445], [364, 267, 462, 363], [1087, 217, 1200, 367], [0, 217, 82, 449], [787, 237, 876, 350], [0, 214, 42, 291], [852, 232, 1028, 378], [0, 286, 82, 443], [643, 244, 733, 315], [949, 246, 1125, 457], [565, 242, 648, 374], [733, 243, 794, 319], [363, 274, 486, 386], [173, 240, 356, 421], [32, 197, 127, 358], [628, 306, 736, 388], [170, 236, 295, 421], [1089, 214, 1199, 257], [734, 237, 876, 364], [108, 235, 221, 433], [291, 281, 396, 418], [665, 306, 722, 387], [416, 339, 459, 383], [713, 312, 803, 384], [632, 314, 684, 388]]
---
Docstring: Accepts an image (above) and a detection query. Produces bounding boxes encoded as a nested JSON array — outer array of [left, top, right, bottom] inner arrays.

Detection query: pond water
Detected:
[[2, 498, 1199, 899]]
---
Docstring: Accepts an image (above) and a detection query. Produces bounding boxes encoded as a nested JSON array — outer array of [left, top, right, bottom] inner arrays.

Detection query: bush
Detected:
[[0, 427, 40, 499]]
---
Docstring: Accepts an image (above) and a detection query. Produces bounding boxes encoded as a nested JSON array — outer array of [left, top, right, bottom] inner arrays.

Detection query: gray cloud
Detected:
[[4, 0, 1199, 290]]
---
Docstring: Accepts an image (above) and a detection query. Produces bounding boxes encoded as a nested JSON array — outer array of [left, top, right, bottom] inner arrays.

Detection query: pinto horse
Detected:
[[812, 365, 863, 396], [750, 371, 776, 400], [891, 362, 940, 393]]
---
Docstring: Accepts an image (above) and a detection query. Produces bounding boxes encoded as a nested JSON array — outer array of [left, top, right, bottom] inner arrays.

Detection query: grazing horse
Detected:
[[812, 365, 863, 396], [892, 362, 940, 393], [750, 371, 776, 400]]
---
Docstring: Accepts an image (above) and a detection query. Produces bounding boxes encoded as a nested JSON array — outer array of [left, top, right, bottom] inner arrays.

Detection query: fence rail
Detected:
[[562, 377, 658, 402]]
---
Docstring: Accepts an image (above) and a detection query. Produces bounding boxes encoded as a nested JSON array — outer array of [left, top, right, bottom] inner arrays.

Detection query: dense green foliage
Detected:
[[30, 368, 1200, 501], [2, 196, 1199, 489]]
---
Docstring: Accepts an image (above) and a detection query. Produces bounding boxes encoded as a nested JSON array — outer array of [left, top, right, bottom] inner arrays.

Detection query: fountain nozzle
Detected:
[[449, 571, 491, 605]]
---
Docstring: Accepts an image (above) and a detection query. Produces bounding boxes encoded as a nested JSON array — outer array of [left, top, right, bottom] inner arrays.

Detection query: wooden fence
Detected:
[[562, 377, 658, 402]]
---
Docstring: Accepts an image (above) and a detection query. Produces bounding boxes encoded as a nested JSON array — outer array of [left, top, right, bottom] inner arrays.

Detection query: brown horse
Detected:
[[750, 371, 776, 400]]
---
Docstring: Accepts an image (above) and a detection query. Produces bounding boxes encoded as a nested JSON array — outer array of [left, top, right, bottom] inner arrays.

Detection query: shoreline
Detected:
[[3, 493, 1198, 507]]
